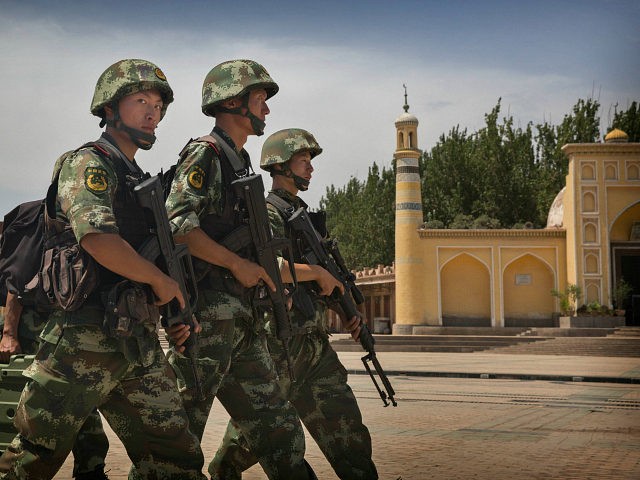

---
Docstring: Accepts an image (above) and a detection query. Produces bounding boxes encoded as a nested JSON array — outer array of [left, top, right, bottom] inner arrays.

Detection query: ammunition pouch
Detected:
[[38, 230, 99, 311], [101, 280, 159, 338]]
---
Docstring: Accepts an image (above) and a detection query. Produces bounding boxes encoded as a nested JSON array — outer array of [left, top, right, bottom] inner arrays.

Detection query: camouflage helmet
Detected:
[[260, 128, 323, 171], [90, 59, 174, 120], [201, 59, 279, 117]]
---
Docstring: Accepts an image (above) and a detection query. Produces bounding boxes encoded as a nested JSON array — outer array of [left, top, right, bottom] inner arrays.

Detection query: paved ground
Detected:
[[53, 352, 640, 479]]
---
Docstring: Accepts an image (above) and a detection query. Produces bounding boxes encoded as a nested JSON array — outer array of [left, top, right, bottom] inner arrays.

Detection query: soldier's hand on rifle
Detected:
[[343, 315, 362, 342], [229, 256, 276, 291], [150, 274, 186, 309], [0, 334, 22, 363], [165, 318, 201, 353], [314, 267, 344, 297]]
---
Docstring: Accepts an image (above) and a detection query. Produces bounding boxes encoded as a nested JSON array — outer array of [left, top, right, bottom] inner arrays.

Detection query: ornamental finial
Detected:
[[402, 84, 409, 112]]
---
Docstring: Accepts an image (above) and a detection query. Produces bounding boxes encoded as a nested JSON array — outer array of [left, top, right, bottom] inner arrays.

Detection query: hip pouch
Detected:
[[40, 231, 99, 311], [102, 280, 160, 337]]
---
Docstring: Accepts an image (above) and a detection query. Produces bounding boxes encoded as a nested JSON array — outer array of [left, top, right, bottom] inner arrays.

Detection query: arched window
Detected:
[[583, 192, 596, 212], [605, 164, 617, 180], [584, 222, 597, 243], [585, 253, 599, 274], [581, 164, 595, 180]]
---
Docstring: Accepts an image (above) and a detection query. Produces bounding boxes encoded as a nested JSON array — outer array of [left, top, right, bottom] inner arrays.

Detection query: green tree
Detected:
[[534, 98, 601, 224], [320, 163, 395, 269], [610, 101, 640, 142], [321, 96, 614, 269]]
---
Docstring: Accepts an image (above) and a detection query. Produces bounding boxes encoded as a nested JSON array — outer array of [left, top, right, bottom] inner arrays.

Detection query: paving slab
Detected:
[[49, 351, 640, 479]]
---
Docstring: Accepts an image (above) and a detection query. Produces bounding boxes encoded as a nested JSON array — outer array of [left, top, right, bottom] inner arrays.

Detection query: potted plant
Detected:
[[613, 278, 633, 316], [551, 283, 582, 317]]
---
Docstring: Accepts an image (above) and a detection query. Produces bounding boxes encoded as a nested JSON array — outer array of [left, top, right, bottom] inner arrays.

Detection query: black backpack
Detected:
[[0, 199, 46, 307], [0, 141, 112, 310]]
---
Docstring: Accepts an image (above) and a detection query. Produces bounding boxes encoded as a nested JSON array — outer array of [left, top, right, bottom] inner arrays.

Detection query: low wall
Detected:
[[559, 316, 626, 328]]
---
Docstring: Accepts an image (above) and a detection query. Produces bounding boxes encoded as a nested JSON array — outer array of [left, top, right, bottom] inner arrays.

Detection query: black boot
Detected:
[[304, 459, 318, 480], [74, 467, 109, 480]]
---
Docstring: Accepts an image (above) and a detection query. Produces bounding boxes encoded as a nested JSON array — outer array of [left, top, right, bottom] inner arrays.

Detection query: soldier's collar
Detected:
[[271, 188, 308, 209], [213, 126, 249, 160]]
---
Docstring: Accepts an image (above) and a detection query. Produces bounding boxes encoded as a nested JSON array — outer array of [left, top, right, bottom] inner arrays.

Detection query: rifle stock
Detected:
[[288, 207, 397, 406]]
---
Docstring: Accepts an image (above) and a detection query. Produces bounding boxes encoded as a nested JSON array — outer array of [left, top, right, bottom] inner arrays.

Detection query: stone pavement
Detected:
[[52, 351, 640, 479]]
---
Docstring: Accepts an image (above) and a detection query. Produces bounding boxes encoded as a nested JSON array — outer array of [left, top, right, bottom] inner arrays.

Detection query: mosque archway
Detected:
[[441, 253, 491, 326], [503, 254, 555, 327], [611, 201, 640, 325]]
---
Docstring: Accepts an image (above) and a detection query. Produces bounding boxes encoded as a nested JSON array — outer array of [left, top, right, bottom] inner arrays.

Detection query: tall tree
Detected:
[[610, 101, 640, 142], [320, 163, 395, 269], [534, 98, 601, 224]]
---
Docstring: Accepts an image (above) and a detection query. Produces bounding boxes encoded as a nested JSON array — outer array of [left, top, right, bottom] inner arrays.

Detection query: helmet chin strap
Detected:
[[271, 168, 309, 191], [105, 107, 157, 150], [217, 94, 266, 136]]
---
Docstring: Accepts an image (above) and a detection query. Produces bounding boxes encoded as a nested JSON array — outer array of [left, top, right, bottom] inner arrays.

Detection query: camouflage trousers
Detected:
[[165, 286, 310, 480], [0, 308, 109, 477], [0, 325, 206, 480], [210, 330, 378, 480]]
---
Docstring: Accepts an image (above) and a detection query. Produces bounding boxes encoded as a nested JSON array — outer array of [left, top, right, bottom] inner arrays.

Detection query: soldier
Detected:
[[209, 128, 378, 479], [0, 59, 207, 480], [164, 60, 314, 479], [0, 292, 110, 480]]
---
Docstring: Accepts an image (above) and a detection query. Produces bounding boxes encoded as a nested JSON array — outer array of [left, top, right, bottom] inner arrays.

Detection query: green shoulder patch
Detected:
[[84, 166, 109, 194]]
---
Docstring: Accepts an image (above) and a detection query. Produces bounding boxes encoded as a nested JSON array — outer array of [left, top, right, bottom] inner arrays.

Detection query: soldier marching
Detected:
[[0, 59, 381, 480]]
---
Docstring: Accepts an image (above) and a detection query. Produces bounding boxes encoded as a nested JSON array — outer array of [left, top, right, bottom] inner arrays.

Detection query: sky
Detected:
[[1, 0, 638, 217]]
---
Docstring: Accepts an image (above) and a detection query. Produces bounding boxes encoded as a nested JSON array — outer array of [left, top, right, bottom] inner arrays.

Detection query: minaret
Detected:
[[393, 85, 424, 334]]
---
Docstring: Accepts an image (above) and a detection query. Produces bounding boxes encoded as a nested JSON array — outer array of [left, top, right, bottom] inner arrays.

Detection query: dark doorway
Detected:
[[612, 245, 640, 325]]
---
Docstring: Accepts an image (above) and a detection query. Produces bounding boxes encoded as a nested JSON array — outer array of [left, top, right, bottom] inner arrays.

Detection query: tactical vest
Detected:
[[266, 191, 327, 334], [178, 133, 255, 294], [47, 137, 151, 291], [198, 142, 245, 244]]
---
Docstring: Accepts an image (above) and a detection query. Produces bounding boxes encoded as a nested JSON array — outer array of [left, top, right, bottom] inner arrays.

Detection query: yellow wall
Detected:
[[562, 143, 640, 306], [441, 253, 491, 320], [503, 254, 555, 319], [611, 202, 640, 241], [390, 116, 640, 331], [416, 231, 566, 326]]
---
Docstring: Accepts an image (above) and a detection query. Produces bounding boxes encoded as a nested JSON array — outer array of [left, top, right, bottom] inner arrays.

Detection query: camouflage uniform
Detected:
[[209, 129, 378, 480], [0, 59, 206, 480], [164, 60, 310, 480], [0, 307, 109, 478]]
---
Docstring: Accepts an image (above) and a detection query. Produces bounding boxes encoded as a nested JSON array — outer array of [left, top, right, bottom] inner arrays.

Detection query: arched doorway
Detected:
[[503, 254, 555, 327], [610, 201, 640, 325], [441, 253, 491, 326]]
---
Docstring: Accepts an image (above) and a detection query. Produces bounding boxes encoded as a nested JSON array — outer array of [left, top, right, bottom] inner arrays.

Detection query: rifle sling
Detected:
[[203, 130, 251, 176]]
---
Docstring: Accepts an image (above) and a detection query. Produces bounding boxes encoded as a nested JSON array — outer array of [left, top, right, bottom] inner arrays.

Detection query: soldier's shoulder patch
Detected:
[[187, 164, 206, 190], [84, 166, 109, 194]]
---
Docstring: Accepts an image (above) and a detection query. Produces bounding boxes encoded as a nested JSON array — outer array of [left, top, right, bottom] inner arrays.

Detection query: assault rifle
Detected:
[[228, 174, 298, 381], [134, 176, 202, 400], [288, 208, 397, 407]]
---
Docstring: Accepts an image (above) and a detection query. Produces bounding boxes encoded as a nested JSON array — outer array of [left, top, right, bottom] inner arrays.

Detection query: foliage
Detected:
[[610, 101, 640, 142], [319, 98, 637, 269], [613, 278, 634, 309], [319, 163, 395, 270], [576, 301, 614, 316], [421, 98, 601, 229], [551, 284, 582, 316]]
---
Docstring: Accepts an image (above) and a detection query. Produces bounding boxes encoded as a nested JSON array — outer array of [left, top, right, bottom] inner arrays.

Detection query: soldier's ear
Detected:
[[221, 98, 240, 109], [103, 104, 114, 119]]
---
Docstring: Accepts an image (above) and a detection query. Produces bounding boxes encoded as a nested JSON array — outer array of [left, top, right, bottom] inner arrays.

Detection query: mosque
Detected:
[[347, 99, 640, 334]]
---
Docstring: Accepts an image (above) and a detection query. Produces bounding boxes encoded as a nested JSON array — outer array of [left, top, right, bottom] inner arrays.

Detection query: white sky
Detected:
[[1, 0, 638, 215]]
